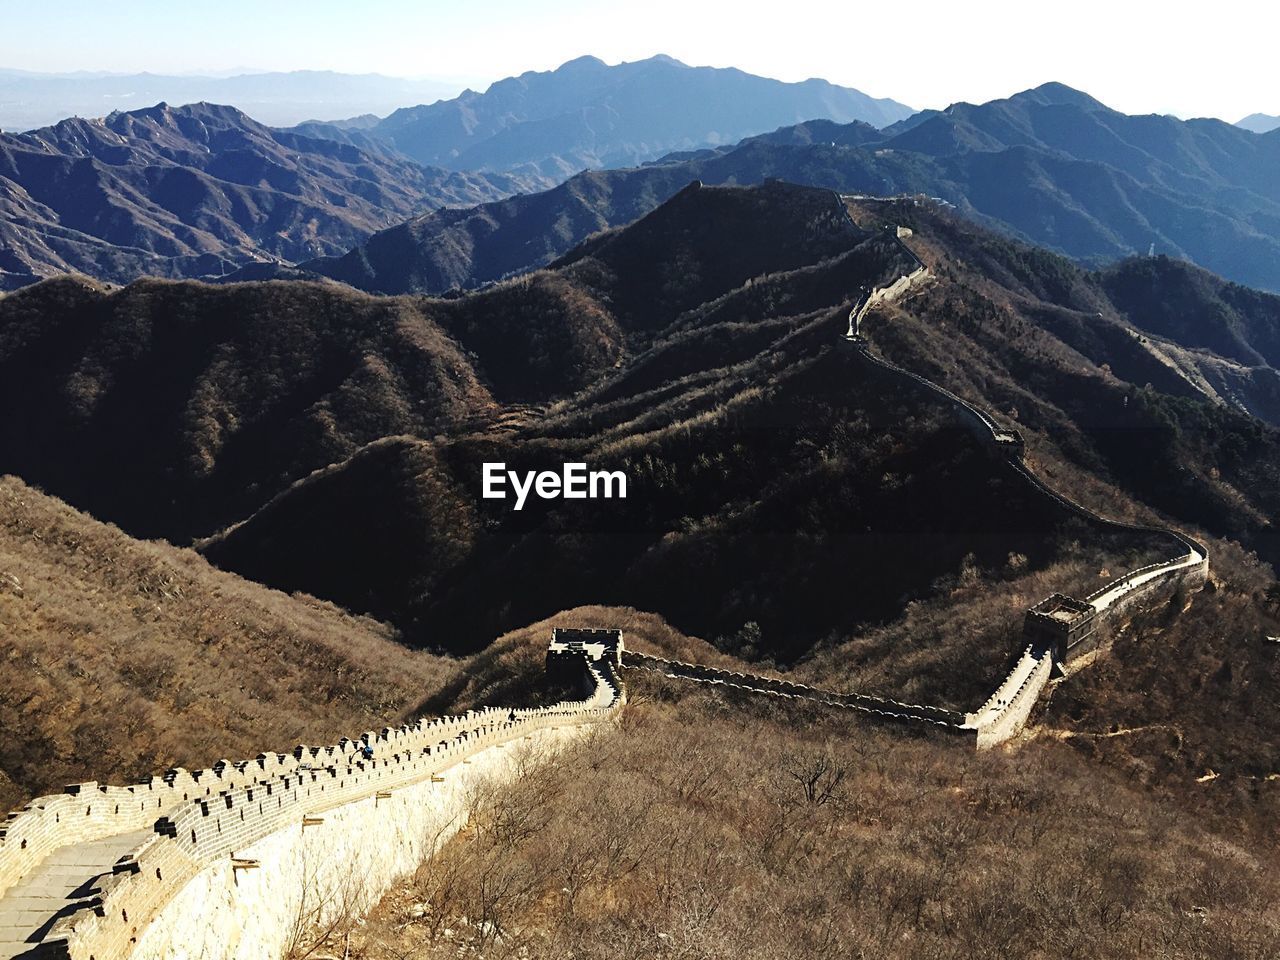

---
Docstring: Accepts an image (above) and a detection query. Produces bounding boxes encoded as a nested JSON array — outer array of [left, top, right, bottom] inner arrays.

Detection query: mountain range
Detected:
[[309, 55, 915, 178], [0, 69, 461, 132], [4, 70, 1280, 305], [4, 172, 1280, 944], [297, 82, 1280, 297], [0, 101, 546, 290], [4, 182, 1277, 662]]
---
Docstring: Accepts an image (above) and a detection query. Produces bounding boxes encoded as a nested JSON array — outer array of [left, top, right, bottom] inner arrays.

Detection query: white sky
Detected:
[[2, 0, 1277, 120]]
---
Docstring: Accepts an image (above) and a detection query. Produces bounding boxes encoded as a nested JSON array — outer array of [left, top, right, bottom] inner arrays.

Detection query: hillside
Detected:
[[297, 166, 700, 294], [1101, 256, 1280, 368], [1099, 256, 1280, 424], [0, 474, 458, 812], [348, 663, 1279, 960], [0, 468, 728, 816], [0, 182, 1147, 692], [305, 83, 1280, 297], [0, 275, 495, 538], [0, 101, 547, 290], [5, 182, 1279, 695], [347, 55, 912, 177], [217, 192, 1280, 677], [0, 182, 857, 543], [215, 188, 1248, 667], [847, 199, 1280, 564], [5, 174, 1280, 958]]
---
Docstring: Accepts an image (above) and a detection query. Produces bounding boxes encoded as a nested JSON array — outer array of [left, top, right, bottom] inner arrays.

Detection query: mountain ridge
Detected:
[[356, 54, 914, 176], [0, 101, 548, 290], [295, 82, 1280, 297], [6, 182, 1277, 665]]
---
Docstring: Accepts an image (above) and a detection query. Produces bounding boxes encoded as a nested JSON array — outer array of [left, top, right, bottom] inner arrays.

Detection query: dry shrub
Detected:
[[0, 475, 461, 803], [351, 680, 1280, 960]]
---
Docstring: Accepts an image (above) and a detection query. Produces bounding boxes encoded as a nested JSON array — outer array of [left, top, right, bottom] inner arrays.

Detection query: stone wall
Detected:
[[833, 207, 1208, 747], [8, 650, 622, 960], [974, 653, 1054, 750], [129, 724, 585, 960], [623, 651, 967, 733], [0, 754, 306, 903]]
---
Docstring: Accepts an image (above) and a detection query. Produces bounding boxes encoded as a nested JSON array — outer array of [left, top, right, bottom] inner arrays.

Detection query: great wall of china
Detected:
[[0, 634, 623, 959], [837, 200, 1208, 746], [0, 196, 1210, 958]]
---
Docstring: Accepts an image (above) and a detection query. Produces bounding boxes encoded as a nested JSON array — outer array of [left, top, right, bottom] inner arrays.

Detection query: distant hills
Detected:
[[295, 166, 702, 294], [0, 69, 461, 131], [318, 55, 915, 178], [299, 82, 1280, 295], [1237, 113, 1280, 134], [5, 73, 1280, 297], [866, 82, 1280, 290], [0, 101, 547, 290]]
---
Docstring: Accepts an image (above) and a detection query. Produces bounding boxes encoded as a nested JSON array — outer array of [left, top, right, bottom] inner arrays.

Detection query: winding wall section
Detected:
[[0, 199, 1213, 958], [0, 641, 622, 959], [838, 209, 1208, 744], [624, 208, 1207, 749]]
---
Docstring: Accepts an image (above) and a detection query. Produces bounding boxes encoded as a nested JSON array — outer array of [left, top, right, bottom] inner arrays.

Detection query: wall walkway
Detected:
[[0, 645, 622, 959]]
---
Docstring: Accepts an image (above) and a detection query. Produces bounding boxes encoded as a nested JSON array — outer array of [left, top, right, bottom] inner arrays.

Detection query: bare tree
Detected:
[[782, 751, 847, 806]]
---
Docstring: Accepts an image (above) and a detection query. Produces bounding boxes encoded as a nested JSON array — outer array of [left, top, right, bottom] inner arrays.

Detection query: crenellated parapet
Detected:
[[624, 651, 967, 732], [0, 637, 622, 960]]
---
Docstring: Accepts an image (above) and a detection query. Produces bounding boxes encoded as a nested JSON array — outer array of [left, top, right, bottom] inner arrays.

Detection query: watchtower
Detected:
[[993, 428, 1026, 459], [546, 627, 624, 693], [1024, 593, 1097, 663]]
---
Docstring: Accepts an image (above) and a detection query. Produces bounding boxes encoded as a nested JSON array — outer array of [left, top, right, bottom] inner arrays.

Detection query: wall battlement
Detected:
[[623, 651, 967, 732], [0, 638, 623, 960]]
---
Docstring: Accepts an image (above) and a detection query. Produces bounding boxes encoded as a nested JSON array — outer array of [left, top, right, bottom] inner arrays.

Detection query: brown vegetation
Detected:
[[0, 475, 456, 811], [1041, 540, 1280, 841], [0, 467, 729, 815], [344, 677, 1280, 960]]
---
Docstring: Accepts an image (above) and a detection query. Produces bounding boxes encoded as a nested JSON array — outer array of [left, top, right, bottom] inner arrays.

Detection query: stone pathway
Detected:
[[0, 828, 151, 958]]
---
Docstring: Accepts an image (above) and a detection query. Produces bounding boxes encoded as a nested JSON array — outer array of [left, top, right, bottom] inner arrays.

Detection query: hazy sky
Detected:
[[2, 0, 1276, 120]]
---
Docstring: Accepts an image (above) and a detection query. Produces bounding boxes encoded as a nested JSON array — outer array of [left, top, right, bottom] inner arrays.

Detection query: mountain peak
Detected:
[[639, 54, 687, 67], [1237, 112, 1280, 134], [1010, 82, 1109, 111], [556, 55, 607, 71]]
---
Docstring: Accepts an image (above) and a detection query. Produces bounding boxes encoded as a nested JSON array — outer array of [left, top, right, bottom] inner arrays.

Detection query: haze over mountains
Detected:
[[338, 55, 915, 177], [0, 69, 461, 131], [3, 60, 1280, 307]]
